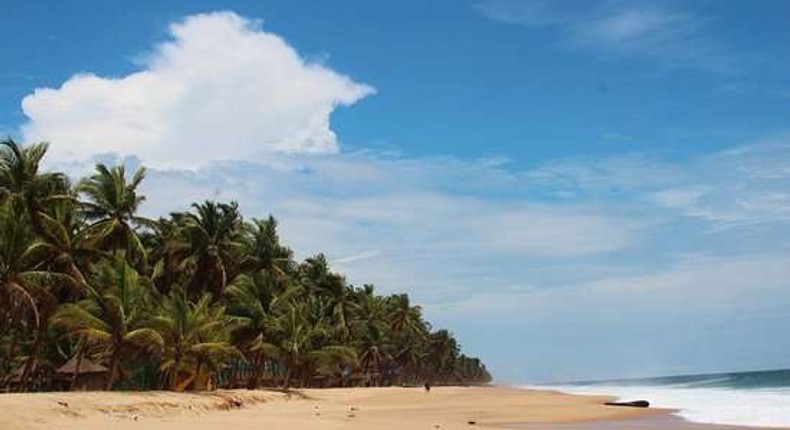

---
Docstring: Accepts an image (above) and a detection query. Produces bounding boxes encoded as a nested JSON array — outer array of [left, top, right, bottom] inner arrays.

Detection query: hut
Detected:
[[56, 356, 108, 391]]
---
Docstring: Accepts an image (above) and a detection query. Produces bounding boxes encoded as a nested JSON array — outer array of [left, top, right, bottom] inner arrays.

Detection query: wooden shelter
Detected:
[[56, 356, 108, 391]]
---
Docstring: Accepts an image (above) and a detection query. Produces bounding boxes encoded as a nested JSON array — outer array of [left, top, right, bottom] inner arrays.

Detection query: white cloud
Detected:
[[477, 1, 726, 72], [569, 5, 698, 48], [429, 251, 790, 381], [334, 250, 382, 264], [526, 153, 687, 195], [21, 11, 374, 168], [526, 136, 790, 230], [121, 132, 790, 312], [126, 151, 651, 307]]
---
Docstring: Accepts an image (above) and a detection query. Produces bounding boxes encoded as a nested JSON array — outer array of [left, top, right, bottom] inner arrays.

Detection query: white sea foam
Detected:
[[525, 384, 790, 428]]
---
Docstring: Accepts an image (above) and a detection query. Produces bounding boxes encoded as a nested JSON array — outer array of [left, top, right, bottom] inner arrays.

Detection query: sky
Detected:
[[2, 0, 790, 383]]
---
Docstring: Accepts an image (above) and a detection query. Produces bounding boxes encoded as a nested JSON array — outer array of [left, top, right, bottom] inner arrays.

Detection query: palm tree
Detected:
[[241, 216, 293, 275], [386, 294, 428, 384], [0, 203, 73, 390], [352, 286, 391, 386], [427, 330, 460, 382], [0, 205, 42, 331], [269, 301, 355, 388], [387, 294, 426, 338], [0, 139, 70, 241], [145, 217, 190, 295], [224, 269, 294, 388], [52, 257, 163, 389], [178, 201, 244, 300], [77, 163, 149, 263], [454, 355, 491, 384], [298, 255, 352, 339], [26, 209, 93, 287], [154, 292, 240, 390]]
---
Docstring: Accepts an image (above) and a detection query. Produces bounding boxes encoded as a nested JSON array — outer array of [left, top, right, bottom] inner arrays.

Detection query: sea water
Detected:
[[529, 369, 790, 428]]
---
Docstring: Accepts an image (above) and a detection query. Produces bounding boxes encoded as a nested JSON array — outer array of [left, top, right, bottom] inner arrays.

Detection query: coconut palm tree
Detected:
[[0, 139, 70, 240], [385, 294, 428, 384], [52, 257, 164, 389], [177, 201, 244, 300], [144, 217, 190, 295], [240, 216, 293, 275], [269, 301, 355, 388], [351, 285, 392, 386], [426, 329, 460, 382], [0, 205, 43, 331], [224, 269, 294, 388], [153, 292, 240, 390], [77, 163, 150, 264], [387, 294, 426, 338], [298, 255, 353, 339], [0, 203, 75, 390], [25, 208, 93, 287]]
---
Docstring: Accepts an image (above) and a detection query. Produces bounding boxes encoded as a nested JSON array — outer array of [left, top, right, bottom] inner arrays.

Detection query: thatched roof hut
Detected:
[[56, 356, 108, 391], [56, 356, 108, 375]]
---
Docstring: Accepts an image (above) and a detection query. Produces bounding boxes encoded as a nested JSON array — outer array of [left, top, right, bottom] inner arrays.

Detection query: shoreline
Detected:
[[0, 386, 779, 430]]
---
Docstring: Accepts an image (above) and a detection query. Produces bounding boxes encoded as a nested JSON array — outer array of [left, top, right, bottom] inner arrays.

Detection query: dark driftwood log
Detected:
[[604, 400, 650, 408]]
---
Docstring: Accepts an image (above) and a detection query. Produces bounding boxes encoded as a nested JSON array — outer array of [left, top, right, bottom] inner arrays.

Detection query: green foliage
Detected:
[[76, 163, 150, 264], [0, 141, 491, 391], [52, 257, 163, 389]]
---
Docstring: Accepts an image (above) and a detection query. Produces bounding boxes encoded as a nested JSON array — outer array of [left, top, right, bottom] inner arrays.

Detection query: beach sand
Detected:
[[0, 386, 773, 430]]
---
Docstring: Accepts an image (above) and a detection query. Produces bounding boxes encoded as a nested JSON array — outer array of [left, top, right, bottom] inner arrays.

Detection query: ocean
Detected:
[[530, 369, 790, 428]]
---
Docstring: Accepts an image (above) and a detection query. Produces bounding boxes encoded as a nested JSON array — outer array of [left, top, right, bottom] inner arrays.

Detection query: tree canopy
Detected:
[[0, 138, 491, 392]]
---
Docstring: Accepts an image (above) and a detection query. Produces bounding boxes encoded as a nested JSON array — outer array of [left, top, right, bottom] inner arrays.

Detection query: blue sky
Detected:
[[3, 0, 790, 383]]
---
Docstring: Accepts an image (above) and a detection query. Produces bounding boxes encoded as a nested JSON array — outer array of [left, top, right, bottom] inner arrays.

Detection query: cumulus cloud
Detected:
[[21, 11, 374, 168]]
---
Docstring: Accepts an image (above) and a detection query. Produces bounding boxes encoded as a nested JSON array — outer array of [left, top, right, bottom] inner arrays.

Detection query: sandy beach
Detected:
[[0, 386, 774, 430]]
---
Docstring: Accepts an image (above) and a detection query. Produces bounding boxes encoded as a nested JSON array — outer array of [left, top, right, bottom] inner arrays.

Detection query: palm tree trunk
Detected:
[[2, 334, 18, 389], [71, 337, 85, 390], [20, 324, 45, 392], [105, 347, 120, 390], [282, 357, 294, 389], [282, 367, 292, 389], [169, 364, 179, 391], [249, 354, 263, 389], [167, 352, 182, 391], [195, 361, 204, 391]]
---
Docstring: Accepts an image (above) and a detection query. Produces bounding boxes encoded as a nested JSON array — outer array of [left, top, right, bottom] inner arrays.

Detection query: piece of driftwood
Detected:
[[604, 400, 650, 408]]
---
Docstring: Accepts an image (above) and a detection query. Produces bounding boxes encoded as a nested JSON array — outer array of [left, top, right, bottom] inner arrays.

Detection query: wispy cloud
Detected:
[[526, 134, 790, 232], [334, 250, 382, 264], [432, 251, 790, 381], [476, 0, 729, 72]]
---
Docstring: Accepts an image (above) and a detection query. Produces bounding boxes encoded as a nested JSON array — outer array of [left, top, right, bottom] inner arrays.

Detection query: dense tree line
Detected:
[[0, 139, 491, 392]]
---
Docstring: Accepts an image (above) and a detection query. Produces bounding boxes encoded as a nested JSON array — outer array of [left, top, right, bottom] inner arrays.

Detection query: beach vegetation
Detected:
[[0, 138, 491, 392]]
